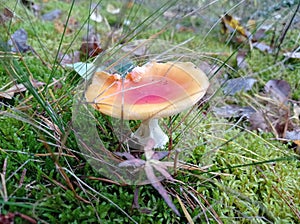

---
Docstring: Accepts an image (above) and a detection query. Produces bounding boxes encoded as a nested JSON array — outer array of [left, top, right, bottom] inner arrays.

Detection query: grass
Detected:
[[1, 0, 300, 223]]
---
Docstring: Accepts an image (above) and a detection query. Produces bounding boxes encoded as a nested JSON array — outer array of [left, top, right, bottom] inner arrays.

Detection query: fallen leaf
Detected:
[[52, 78, 63, 90], [0, 79, 45, 99], [248, 111, 270, 132], [252, 28, 267, 41], [248, 80, 291, 138], [80, 29, 103, 59], [151, 151, 169, 161], [121, 40, 148, 56], [7, 28, 31, 53], [0, 7, 14, 24], [283, 51, 300, 59], [253, 42, 273, 54], [90, 3, 103, 23], [106, 4, 120, 14], [0, 212, 37, 224], [41, 9, 61, 21], [236, 50, 248, 69], [249, 103, 290, 137], [285, 130, 300, 141], [285, 130, 300, 152], [223, 77, 257, 95], [175, 23, 195, 33], [90, 11, 103, 23], [54, 17, 79, 34], [0, 83, 26, 99], [163, 10, 177, 19], [221, 14, 249, 38], [213, 105, 255, 118], [264, 79, 290, 103], [58, 51, 80, 67]]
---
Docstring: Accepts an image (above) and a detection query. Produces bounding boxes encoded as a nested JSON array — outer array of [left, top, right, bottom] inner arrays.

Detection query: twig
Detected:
[[275, 2, 300, 61]]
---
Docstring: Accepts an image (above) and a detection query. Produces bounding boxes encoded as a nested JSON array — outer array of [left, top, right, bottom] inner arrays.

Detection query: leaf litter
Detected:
[[0, 79, 45, 99], [216, 77, 299, 145], [216, 10, 300, 153], [90, 3, 103, 23], [223, 77, 257, 95], [0, 7, 14, 24], [41, 9, 62, 21], [7, 28, 32, 53]]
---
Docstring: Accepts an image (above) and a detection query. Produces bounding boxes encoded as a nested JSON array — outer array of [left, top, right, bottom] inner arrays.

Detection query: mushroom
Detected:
[[85, 61, 209, 148]]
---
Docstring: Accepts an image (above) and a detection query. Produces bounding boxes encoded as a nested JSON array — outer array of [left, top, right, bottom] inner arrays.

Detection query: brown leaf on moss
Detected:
[[42, 9, 61, 21], [236, 49, 248, 69], [0, 7, 14, 24], [58, 51, 80, 67], [0, 79, 45, 99], [223, 77, 257, 95], [248, 80, 292, 138], [7, 28, 32, 53], [265, 79, 291, 103], [80, 29, 103, 59], [253, 42, 273, 54], [54, 17, 79, 34], [249, 111, 270, 132]]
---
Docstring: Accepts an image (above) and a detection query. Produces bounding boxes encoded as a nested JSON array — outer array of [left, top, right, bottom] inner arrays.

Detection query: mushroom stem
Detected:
[[130, 118, 168, 149]]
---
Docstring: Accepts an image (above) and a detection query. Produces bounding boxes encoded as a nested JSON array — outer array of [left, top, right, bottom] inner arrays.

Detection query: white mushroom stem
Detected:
[[130, 118, 169, 149]]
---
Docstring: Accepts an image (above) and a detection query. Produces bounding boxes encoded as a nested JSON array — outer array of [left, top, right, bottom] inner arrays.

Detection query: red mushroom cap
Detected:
[[85, 61, 209, 120]]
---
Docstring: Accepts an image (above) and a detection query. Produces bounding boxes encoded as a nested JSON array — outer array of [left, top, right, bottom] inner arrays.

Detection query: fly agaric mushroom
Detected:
[[85, 61, 209, 148]]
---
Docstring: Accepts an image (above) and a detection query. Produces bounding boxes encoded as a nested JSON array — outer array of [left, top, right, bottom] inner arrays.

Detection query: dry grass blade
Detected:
[[0, 158, 8, 202], [176, 194, 194, 224]]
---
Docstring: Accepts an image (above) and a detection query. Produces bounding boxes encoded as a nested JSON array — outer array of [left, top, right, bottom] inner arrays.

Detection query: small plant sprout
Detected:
[[85, 61, 209, 148]]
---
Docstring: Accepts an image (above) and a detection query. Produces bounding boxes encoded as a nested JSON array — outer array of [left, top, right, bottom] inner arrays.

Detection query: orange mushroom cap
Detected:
[[85, 61, 209, 120]]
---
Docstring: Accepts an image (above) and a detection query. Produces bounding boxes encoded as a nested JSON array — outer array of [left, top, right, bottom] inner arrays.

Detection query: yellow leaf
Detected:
[[221, 14, 248, 38]]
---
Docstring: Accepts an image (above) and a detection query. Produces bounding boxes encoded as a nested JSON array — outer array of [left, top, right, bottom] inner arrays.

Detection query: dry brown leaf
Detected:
[[248, 80, 292, 137], [253, 42, 273, 54], [264, 79, 290, 103], [213, 105, 255, 118], [0, 7, 14, 24], [58, 51, 80, 67], [80, 30, 103, 58], [223, 77, 257, 95], [121, 40, 148, 56], [0, 79, 45, 99], [42, 9, 61, 21], [221, 14, 249, 38], [54, 17, 79, 35], [249, 111, 270, 132], [236, 49, 248, 69]]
